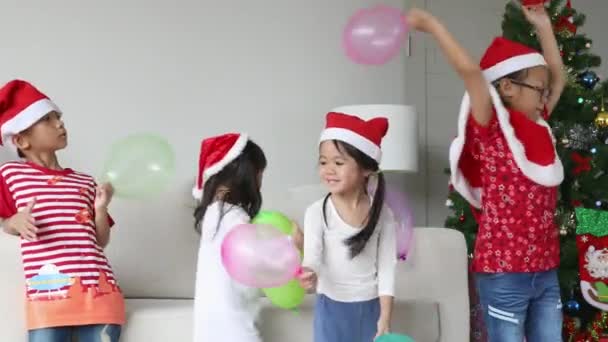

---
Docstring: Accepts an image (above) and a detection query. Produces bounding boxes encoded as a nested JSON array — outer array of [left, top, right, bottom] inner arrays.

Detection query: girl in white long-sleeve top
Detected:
[[299, 112, 398, 342]]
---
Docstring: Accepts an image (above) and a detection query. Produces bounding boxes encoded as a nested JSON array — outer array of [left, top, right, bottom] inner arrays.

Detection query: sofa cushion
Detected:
[[122, 299, 194, 341], [121, 296, 439, 342]]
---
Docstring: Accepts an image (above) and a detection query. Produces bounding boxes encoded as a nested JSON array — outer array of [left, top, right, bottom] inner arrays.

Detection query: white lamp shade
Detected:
[[331, 104, 418, 172]]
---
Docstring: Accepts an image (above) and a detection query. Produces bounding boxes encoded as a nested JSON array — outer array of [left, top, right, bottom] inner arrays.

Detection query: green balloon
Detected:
[[101, 133, 175, 199], [252, 210, 293, 235], [263, 279, 306, 310], [376, 334, 415, 342]]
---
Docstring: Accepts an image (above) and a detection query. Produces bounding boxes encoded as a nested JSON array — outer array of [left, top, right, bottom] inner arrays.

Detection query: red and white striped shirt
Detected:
[[0, 161, 125, 330]]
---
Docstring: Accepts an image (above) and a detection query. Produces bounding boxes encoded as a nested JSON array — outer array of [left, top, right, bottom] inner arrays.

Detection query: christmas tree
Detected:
[[444, 0, 608, 339]]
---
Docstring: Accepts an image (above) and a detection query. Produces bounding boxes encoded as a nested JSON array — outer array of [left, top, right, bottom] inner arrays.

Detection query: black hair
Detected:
[[322, 140, 385, 258], [492, 69, 529, 107], [193, 139, 267, 234], [17, 149, 25, 158]]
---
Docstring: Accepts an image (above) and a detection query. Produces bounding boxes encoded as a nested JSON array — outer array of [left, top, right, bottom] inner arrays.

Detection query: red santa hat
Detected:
[[192, 132, 248, 200], [0, 80, 61, 152], [449, 37, 563, 208], [319, 112, 388, 163]]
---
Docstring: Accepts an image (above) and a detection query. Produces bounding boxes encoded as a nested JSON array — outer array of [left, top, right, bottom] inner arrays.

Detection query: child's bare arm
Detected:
[[522, 4, 566, 113], [407, 8, 492, 125], [291, 222, 304, 252]]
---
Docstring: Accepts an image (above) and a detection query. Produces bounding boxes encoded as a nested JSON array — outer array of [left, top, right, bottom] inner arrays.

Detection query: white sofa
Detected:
[[0, 227, 469, 341]]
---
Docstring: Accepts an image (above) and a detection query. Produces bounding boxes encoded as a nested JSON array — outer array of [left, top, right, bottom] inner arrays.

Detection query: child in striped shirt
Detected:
[[0, 80, 124, 342]]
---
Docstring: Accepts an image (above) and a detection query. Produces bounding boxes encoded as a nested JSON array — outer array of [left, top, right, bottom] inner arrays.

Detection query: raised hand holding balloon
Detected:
[[101, 133, 176, 199], [343, 5, 409, 65]]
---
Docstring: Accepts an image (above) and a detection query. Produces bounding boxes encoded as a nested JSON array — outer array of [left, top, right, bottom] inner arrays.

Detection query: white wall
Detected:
[[576, 1, 608, 78], [1, 0, 605, 299], [0, 0, 409, 298]]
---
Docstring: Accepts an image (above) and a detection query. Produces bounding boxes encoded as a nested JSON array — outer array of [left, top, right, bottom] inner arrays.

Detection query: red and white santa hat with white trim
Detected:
[[192, 132, 248, 200], [480, 37, 547, 82], [319, 112, 388, 163], [0, 80, 61, 152], [448, 37, 563, 208]]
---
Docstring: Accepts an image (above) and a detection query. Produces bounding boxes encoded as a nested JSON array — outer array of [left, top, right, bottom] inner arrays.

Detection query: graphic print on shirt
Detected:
[[26, 264, 75, 299], [0, 162, 125, 330]]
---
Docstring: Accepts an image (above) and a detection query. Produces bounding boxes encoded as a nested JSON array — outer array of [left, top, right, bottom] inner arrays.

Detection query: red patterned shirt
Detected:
[[0, 161, 125, 330], [465, 110, 560, 273]]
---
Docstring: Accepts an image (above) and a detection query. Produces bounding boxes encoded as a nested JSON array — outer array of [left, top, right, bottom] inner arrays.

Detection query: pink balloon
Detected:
[[385, 189, 415, 261], [343, 5, 408, 65], [221, 223, 301, 288]]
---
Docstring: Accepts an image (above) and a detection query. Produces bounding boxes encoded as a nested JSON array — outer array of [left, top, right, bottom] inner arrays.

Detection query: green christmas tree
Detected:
[[445, 0, 608, 339]]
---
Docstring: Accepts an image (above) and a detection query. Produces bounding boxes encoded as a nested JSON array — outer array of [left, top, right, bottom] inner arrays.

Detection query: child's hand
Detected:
[[405, 8, 437, 33], [6, 198, 38, 241], [521, 4, 552, 29], [374, 318, 391, 340], [297, 267, 317, 292], [94, 183, 114, 210]]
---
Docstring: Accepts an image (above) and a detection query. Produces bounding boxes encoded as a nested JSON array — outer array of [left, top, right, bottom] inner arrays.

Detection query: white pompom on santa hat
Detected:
[[192, 132, 248, 200], [448, 37, 564, 208], [319, 111, 388, 163], [0, 80, 61, 153]]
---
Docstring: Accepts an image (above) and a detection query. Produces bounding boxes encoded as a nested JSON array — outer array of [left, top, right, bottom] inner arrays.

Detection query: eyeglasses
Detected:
[[507, 79, 550, 100]]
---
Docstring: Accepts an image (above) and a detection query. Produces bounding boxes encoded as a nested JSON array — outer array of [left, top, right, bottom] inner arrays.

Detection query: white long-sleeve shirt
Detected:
[[193, 202, 262, 342], [302, 197, 397, 302]]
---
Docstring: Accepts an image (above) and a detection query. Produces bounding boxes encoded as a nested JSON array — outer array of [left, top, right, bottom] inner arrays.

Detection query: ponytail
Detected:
[[344, 172, 385, 258]]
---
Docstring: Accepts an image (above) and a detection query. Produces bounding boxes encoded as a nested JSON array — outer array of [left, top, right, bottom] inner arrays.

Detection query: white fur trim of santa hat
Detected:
[[449, 86, 564, 208], [483, 53, 547, 83], [192, 133, 248, 200], [320, 127, 382, 163]]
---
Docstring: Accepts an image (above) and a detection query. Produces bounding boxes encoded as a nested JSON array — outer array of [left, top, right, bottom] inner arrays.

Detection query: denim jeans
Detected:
[[313, 294, 380, 342], [29, 324, 121, 342], [475, 269, 563, 342]]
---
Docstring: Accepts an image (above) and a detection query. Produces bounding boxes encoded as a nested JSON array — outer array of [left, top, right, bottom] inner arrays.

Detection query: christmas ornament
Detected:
[[459, 214, 465, 222], [567, 124, 599, 150], [520, 0, 547, 6], [446, 199, 454, 208], [575, 207, 608, 311], [571, 152, 592, 175], [561, 227, 569, 236], [565, 299, 581, 315], [595, 101, 608, 128], [578, 70, 600, 90], [586, 42, 592, 49], [555, 0, 577, 37]]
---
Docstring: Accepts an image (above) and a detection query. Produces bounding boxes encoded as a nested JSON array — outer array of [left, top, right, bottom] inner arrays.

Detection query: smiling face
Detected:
[[318, 140, 371, 195]]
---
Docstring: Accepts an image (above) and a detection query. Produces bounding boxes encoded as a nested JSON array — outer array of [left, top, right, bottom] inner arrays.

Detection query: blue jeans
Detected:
[[313, 294, 380, 342], [29, 324, 121, 342], [476, 270, 563, 342]]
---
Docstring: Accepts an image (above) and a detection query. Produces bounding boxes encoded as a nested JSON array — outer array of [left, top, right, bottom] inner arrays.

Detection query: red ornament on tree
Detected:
[[555, 0, 577, 36], [520, 0, 547, 6], [459, 215, 465, 222], [572, 152, 592, 175]]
